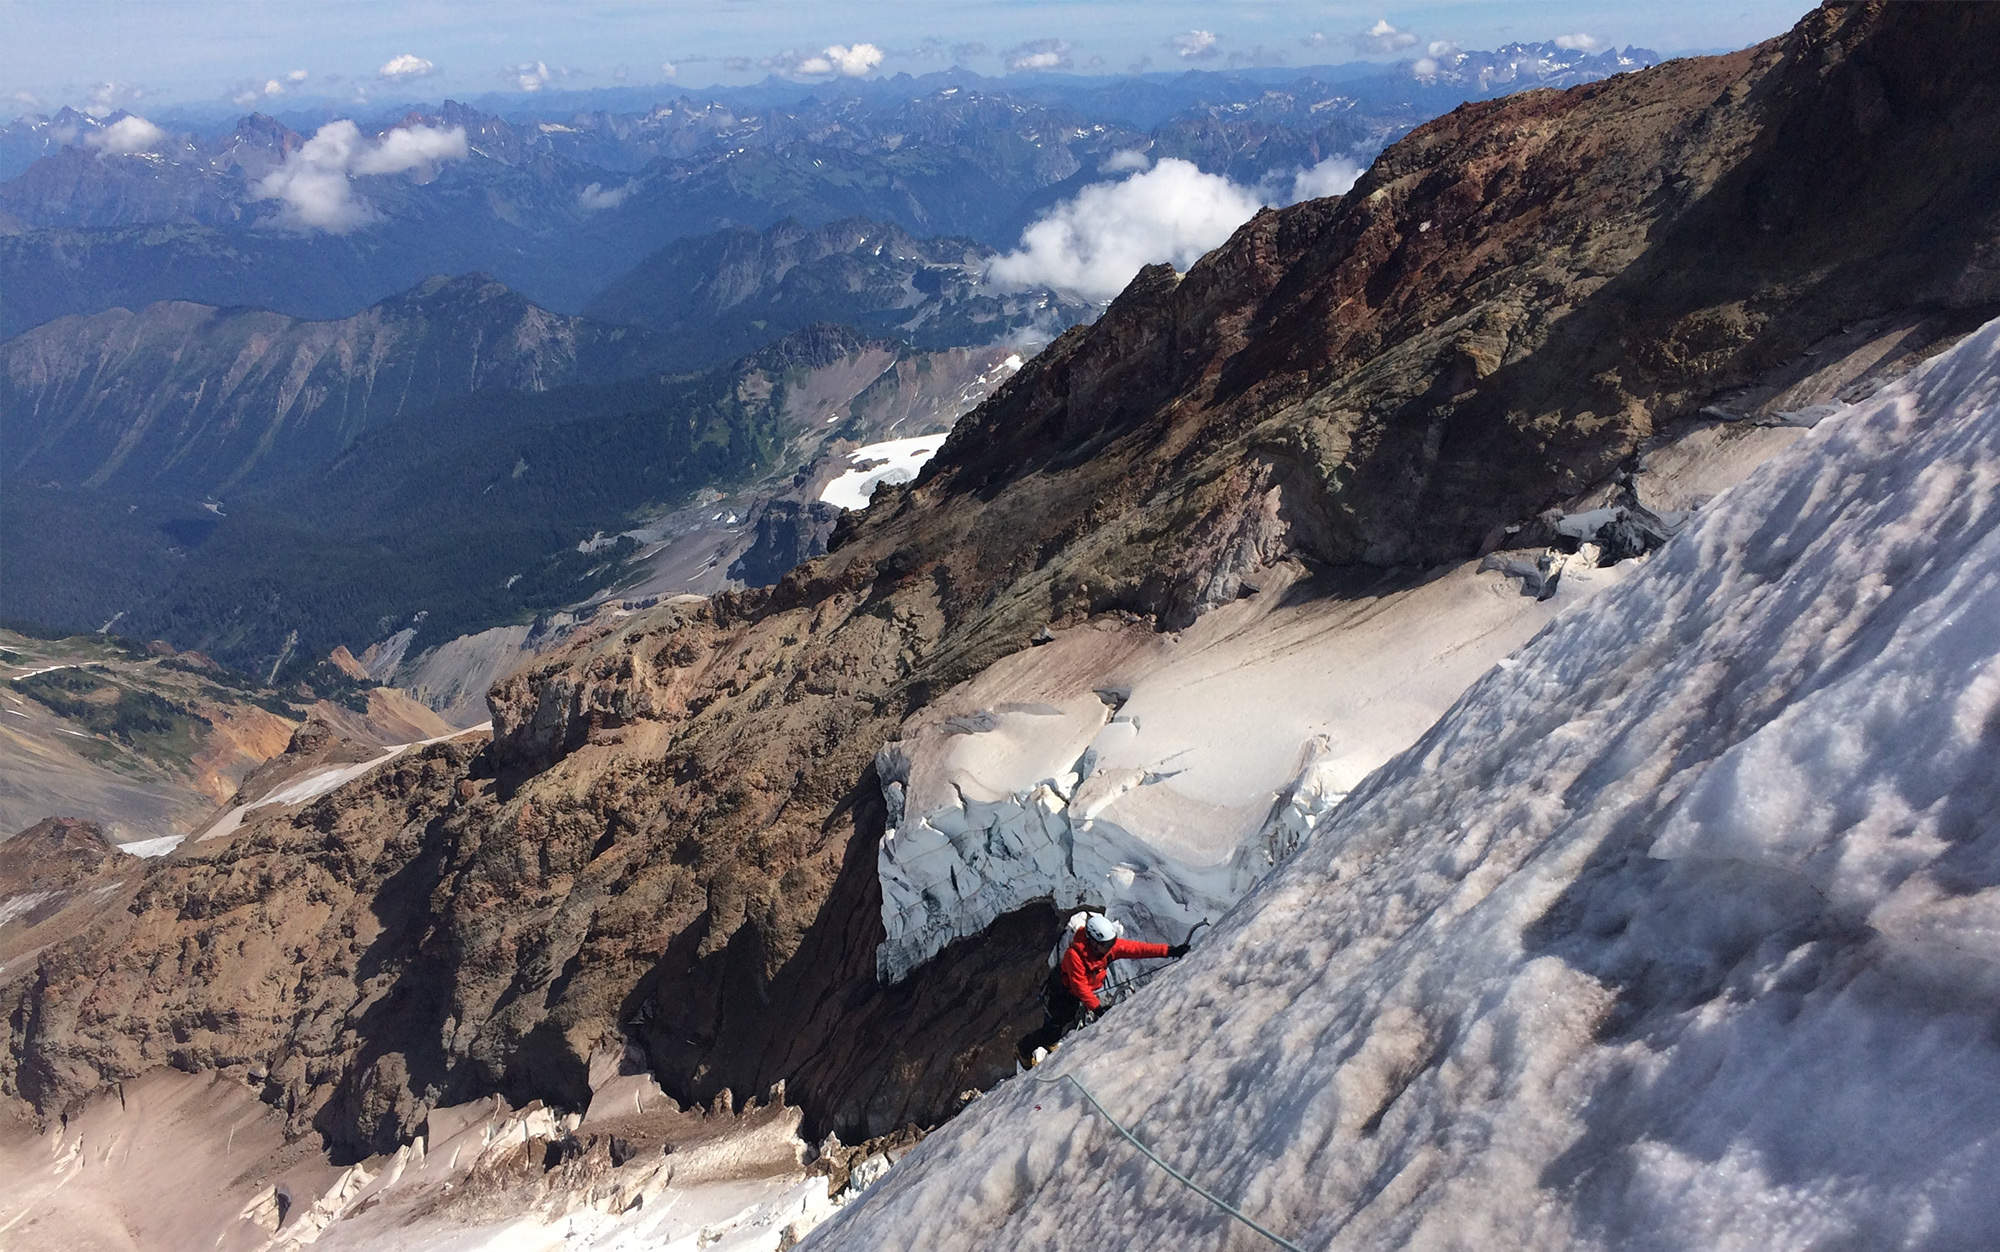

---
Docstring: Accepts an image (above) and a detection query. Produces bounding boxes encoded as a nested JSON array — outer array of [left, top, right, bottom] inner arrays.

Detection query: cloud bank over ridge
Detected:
[[986, 154, 1364, 302], [251, 119, 467, 233], [86, 115, 168, 155]]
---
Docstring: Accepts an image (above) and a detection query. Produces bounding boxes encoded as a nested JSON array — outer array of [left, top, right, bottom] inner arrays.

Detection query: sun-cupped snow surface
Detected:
[[819, 436, 950, 511], [873, 556, 1635, 984], [810, 320, 2000, 1252]]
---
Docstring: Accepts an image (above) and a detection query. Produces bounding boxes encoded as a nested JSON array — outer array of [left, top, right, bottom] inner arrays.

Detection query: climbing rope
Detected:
[[1033, 1069, 1307, 1252]]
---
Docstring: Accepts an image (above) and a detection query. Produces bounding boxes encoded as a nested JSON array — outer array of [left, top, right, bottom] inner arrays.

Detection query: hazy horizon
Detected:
[[2, 0, 1814, 123]]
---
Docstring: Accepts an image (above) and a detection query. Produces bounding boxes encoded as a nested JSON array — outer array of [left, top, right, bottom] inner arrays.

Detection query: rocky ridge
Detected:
[[584, 216, 1093, 369], [1, 274, 676, 497], [4, 0, 1998, 1169]]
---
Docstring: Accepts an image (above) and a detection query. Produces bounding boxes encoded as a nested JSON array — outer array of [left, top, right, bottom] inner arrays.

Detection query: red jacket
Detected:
[[1058, 936, 1171, 1009]]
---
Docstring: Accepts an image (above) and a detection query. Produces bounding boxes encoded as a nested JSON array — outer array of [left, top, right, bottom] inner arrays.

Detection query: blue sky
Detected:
[[2, 0, 1815, 118]]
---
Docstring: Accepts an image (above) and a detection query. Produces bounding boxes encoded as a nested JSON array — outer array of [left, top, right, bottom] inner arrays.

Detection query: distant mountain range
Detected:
[[3, 275, 676, 496], [0, 46, 1659, 338], [0, 41, 1663, 688], [0, 43, 1658, 171], [584, 216, 1094, 364]]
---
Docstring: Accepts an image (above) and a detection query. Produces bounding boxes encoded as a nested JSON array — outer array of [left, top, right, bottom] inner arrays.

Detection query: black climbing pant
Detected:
[[1017, 982, 1090, 1062]]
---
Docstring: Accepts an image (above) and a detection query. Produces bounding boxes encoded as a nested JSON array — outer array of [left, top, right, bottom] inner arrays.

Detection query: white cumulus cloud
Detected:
[[787, 43, 884, 78], [824, 43, 884, 76], [1290, 155, 1362, 202], [986, 158, 1265, 302], [1005, 39, 1070, 72], [1413, 40, 1461, 79], [987, 150, 1372, 301], [252, 119, 467, 233], [287, 69, 310, 83], [1351, 19, 1420, 54], [1172, 30, 1219, 60], [233, 76, 291, 107], [87, 115, 168, 155], [576, 180, 634, 211], [353, 123, 468, 174], [514, 61, 551, 91], [254, 121, 371, 231], [1554, 33, 1605, 52], [660, 60, 678, 78], [84, 82, 144, 119], [378, 54, 437, 81]]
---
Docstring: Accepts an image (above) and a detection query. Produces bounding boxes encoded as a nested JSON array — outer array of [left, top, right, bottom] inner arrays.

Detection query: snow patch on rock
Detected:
[[0, 890, 58, 928], [819, 436, 950, 511]]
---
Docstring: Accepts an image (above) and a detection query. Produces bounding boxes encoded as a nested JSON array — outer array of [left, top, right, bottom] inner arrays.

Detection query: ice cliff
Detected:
[[870, 555, 1638, 983], [811, 315, 2000, 1249], [870, 415, 1800, 986]]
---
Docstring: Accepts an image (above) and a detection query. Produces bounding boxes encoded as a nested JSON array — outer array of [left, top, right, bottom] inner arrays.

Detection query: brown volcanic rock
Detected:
[[923, 0, 2000, 623], [1, 740, 485, 1150], [7, 2, 2000, 1156], [0, 816, 119, 896]]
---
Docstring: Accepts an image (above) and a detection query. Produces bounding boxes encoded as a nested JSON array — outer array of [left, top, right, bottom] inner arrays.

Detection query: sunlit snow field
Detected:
[[819, 436, 951, 510]]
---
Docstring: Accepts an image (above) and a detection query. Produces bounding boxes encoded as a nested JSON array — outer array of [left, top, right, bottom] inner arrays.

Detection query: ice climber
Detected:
[[1017, 912, 1188, 1066]]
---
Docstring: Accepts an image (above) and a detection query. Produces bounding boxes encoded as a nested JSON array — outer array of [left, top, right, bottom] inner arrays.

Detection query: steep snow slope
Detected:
[[807, 318, 2000, 1250]]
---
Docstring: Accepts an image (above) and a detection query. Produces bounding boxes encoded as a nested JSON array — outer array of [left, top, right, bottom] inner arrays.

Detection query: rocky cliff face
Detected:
[[1, 275, 675, 496], [5, 0, 1997, 1162]]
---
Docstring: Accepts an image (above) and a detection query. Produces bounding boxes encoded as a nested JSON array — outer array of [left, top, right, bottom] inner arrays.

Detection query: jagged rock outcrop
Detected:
[[1, 740, 484, 1154], [728, 496, 845, 588], [0, 818, 118, 901], [5, 0, 1998, 1158]]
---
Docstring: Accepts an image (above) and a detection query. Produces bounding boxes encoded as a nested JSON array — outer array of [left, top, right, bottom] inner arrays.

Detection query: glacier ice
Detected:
[[873, 555, 1638, 984], [811, 317, 2000, 1250], [820, 436, 951, 511]]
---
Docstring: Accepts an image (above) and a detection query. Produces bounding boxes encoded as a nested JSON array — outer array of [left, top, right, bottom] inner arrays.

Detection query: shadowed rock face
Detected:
[[729, 497, 846, 589], [6, 2, 2000, 1155]]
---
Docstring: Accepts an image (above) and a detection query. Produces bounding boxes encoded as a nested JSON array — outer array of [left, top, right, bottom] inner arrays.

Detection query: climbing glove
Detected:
[[1167, 943, 1190, 959]]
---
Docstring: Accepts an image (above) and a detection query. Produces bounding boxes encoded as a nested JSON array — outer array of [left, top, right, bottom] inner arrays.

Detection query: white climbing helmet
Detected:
[[1084, 914, 1119, 944]]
